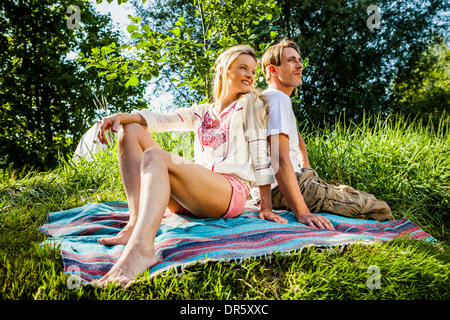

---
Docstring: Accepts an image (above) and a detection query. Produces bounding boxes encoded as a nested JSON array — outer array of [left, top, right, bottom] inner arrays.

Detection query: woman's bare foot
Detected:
[[98, 223, 135, 246], [94, 240, 159, 287]]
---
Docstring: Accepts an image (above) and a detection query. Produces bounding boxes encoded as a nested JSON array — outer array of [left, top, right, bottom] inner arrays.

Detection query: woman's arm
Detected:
[[138, 105, 198, 133], [244, 93, 276, 186], [97, 112, 146, 145], [98, 104, 200, 145]]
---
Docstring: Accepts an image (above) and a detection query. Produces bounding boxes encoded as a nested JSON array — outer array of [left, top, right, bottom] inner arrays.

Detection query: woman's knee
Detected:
[[141, 147, 167, 168], [118, 123, 156, 155], [118, 122, 143, 141]]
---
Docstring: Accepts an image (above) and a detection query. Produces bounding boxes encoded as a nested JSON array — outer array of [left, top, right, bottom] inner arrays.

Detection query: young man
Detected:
[[253, 40, 393, 229]]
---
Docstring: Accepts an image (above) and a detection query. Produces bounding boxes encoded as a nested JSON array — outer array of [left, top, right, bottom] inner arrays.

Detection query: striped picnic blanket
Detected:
[[39, 201, 435, 283]]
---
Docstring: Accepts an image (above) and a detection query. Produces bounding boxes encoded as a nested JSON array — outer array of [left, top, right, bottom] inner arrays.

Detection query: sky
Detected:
[[90, 1, 133, 29], [90, 0, 135, 39]]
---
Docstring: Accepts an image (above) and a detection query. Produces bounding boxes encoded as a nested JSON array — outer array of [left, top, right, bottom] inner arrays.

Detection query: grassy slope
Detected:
[[0, 115, 449, 299]]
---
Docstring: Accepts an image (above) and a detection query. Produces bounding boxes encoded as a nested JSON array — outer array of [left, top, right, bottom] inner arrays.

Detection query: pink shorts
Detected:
[[178, 174, 249, 219]]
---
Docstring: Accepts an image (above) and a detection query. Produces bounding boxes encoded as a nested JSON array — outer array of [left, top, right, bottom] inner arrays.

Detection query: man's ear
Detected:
[[268, 65, 277, 76]]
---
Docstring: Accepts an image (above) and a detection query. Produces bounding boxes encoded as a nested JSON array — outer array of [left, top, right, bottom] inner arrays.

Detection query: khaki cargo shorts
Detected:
[[271, 168, 393, 222]]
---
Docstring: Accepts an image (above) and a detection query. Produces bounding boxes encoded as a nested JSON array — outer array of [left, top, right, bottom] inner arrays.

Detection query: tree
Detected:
[[268, 0, 448, 126], [82, 0, 448, 129], [82, 0, 280, 107], [390, 35, 449, 126], [0, 0, 147, 171]]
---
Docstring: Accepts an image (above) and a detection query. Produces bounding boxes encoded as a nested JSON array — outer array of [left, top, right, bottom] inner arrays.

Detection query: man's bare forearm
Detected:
[[258, 184, 273, 212], [275, 158, 310, 217]]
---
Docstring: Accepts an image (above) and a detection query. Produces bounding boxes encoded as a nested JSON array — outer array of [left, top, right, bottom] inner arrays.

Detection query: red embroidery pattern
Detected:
[[198, 104, 235, 151]]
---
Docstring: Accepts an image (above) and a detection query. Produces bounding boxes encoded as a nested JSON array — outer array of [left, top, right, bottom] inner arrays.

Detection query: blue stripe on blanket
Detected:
[[39, 201, 435, 283]]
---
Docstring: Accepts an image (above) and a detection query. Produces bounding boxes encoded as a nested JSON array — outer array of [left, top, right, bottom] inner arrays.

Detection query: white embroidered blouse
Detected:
[[137, 93, 275, 189]]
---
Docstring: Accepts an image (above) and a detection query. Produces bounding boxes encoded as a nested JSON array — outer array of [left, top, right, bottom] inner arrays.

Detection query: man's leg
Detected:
[[272, 168, 393, 221], [323, 180, 393, 221], [271, 168, 318, 210]]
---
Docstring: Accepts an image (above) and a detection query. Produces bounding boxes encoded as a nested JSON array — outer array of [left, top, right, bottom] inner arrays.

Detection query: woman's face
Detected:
[[226, 54, 257, 96]]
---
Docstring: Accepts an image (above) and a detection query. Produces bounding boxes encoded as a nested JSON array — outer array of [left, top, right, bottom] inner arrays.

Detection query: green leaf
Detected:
[[270, 31, 278, 39], [92, 47, 100, 55], [175, 14, 185, 26], [101, 46, 115, 54], [120, 62, 129, 72], [150, 69, 159, 78], [138, 41, 153, 48], [86, 63, 96, 70], [217, 38, 229, 48], [170, 27, 181, 37], [125, 75, 139, 88], [106, 73, 118, 80], [127, 15, 141, 24], [131, 32, 143, 39], [126, 25, 139, 33], [142, 24, 150, 33]]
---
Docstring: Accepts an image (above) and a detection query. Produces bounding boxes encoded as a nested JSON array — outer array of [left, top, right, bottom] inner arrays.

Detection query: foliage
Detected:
[[82, 0, 280, 106], [276, 0, 449, 127], [0, 0, 147, 171], [1, 115, 449, 299], [1, 0, 447, 172], [390, 35, 450, 128], [88, 0, 448, 127]]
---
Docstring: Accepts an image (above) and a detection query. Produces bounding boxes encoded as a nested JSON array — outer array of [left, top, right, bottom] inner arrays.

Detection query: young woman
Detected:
[[94, 45, 286, 287]]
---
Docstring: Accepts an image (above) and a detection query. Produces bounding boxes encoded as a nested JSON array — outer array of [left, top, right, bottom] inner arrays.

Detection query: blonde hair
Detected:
[[212, 45, 258, 103], [261, 40, 301, 81]]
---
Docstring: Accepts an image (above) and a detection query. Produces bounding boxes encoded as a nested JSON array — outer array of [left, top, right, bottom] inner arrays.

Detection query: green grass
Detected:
[[304, 112, 449, 242], [1, 115, 449, 300]]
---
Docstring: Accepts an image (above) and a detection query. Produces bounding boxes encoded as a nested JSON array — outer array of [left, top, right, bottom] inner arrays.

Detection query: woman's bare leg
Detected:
[[98, 123, 181, 246], [95, 148, 233, 287]]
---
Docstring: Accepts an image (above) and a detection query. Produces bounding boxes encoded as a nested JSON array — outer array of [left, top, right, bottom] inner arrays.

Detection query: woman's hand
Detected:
[[258, 209, 288, 224], [97, 113, 121, 145]]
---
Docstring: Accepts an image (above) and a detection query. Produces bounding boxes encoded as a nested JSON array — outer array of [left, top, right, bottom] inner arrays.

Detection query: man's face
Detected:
[[273, 47, 303, 88]]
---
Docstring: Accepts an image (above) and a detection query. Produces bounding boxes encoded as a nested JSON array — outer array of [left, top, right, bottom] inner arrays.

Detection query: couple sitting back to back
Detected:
[[95, 40, 392, 287]]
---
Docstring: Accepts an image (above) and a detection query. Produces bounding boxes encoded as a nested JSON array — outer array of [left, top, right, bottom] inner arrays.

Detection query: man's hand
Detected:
[[97, 113, 121, 145], [295, 213, 334, 230], [258, 209, 288, 224]]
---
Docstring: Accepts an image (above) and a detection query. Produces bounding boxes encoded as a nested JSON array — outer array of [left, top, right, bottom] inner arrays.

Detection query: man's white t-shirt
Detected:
[[250, 87, 301, 201]]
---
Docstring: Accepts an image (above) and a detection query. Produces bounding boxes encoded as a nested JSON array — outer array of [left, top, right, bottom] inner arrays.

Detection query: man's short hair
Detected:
[[261, 40, 301, 81]]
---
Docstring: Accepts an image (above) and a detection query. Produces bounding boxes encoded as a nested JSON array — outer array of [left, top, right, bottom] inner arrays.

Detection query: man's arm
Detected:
[[297, 132, 310, 168], [258, 184, 287, 224], [269, 134, 334, 229]]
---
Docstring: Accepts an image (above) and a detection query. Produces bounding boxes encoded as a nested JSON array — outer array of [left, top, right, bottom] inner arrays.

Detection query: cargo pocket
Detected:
[[318, 183, 365, 218], [300, 179, 324, 213]]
